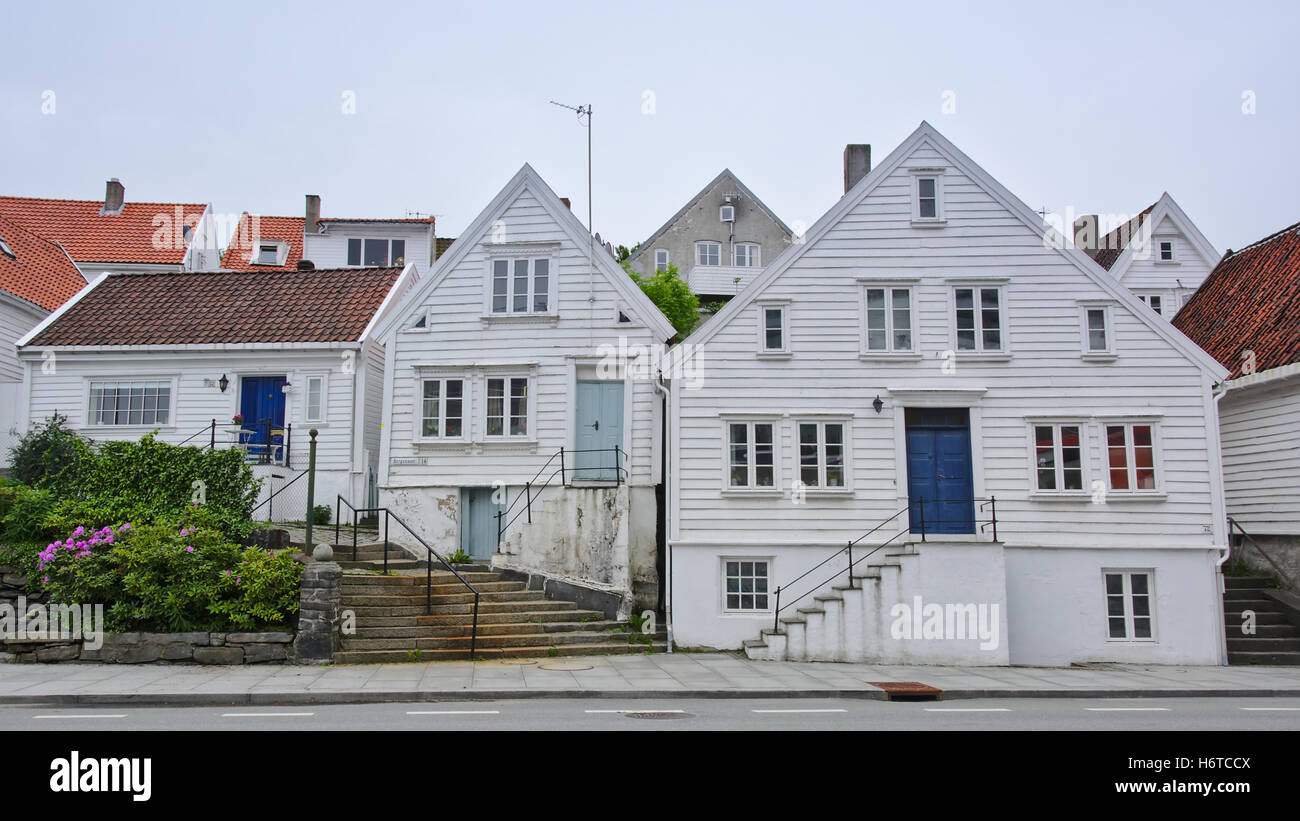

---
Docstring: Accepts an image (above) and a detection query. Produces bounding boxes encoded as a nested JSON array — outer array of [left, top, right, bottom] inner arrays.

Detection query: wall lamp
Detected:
[[873, 395, 884, 414]]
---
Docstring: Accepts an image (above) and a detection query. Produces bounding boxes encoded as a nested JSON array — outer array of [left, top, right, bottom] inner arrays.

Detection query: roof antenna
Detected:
[[550, 100, 596, 325]]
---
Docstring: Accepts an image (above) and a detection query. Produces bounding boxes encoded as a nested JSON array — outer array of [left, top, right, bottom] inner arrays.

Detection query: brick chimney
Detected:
[[305, 194, 321, 233], [102, 178, 125, 215], [843, 145, 871, 193], [559, 197, 571, 210]]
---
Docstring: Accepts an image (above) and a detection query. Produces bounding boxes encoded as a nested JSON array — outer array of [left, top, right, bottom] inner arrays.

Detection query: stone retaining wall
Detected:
[[1, 631, 294, 664]]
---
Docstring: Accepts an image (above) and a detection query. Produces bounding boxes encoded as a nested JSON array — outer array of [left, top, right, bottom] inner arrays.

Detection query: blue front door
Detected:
[[573, 380, 624, 481], [905, 408, 975, 534], [460, 487, 502, 560], [240, 375, 288, 461]]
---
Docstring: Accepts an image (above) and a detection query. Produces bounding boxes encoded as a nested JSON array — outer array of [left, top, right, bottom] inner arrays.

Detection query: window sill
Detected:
[[1153, 260, 1180, 266], [721, 488, 784, 498], [954, 351, 1012, 362], [1080, 353, 1118, 363], [413, 438, 471, 447], [1028, 491, 1094, 501], [911, 218, 948, 228], [480, 314, 559, 326], [1099, 492, 1168, 502], [859, 351, 923, 362], [796, 487, 854, 497], [756, 351, 792, 360]]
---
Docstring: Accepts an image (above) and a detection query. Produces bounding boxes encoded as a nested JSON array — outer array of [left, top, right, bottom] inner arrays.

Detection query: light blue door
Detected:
[[573, 380, 624, 481], [460, 487, 502, 560]]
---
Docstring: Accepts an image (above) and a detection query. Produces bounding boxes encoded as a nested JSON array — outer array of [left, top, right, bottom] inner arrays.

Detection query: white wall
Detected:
[[304, 224, 433, 275], [1219, 375, 1300, 535], [0, 296, 46, 463], [1117, 212, 1217, 315]]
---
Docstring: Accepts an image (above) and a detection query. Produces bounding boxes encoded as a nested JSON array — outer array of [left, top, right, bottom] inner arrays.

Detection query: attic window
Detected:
[[409, 312, 428, 329], [257, 244, 279, 265], [720, 205, 736, 223], [0, 236, 14, 260], [1158, 240, 1175, 262], [618, 311, 631, 323], [909, 168, 947, 224]]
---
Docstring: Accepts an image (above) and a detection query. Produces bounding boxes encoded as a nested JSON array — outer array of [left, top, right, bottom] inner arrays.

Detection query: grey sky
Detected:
[[2, 0, 1296, 254]]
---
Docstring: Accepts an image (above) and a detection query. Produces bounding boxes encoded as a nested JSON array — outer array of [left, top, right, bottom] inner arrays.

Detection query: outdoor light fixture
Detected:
[[218, 374, 229, 392], [873, 395, 884, 414]]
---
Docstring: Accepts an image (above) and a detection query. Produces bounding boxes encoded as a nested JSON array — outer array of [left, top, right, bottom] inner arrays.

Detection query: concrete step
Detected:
[[339, 581, 525, 597], [341, 571, 500, 585], [1227, 651, 1300, 665], [343, 620, 618, 639], [1223, 624, 1300, 638], [340, 629, 665, 651], [339, 609, 608, 628], [344, 600, 580, 619], [337, 559, 428, 570], [1225, 587, 1279, 600], [1226, 637, 1300, 652], [340, 590, 547, 608], [1224, 576, 1273, 590], [1223, 611, 1289, 624], [332, 641, 664, 664], [1222, 598, 1276, 610]]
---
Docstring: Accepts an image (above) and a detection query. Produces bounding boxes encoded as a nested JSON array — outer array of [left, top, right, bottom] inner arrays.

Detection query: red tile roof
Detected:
[[219, 213, 305, 271], [0, 195, 207, 265], [0, 216, 88, 312], [1172, 221, 1300, 378], [435, 237, 455, 259], [26, 267, 403, 347], [1089, 202, 1157, 271]]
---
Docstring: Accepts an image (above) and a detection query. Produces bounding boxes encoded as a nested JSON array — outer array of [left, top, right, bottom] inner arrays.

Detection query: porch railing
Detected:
[[173, 418, 293, 467], [493, 446, 627, 549]]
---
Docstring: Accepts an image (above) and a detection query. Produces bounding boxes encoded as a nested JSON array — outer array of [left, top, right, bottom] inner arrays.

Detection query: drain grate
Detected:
[[867, 681, 943, 702]]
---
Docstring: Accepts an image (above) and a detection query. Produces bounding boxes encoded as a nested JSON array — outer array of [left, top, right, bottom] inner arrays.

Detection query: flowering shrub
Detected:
[[34, 513, 299, 632]]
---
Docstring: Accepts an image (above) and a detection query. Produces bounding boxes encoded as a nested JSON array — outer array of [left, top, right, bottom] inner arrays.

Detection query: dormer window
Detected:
[[257, 244, 279, 265], [250, 240, 289, 267], [347, 238, 406, 267]]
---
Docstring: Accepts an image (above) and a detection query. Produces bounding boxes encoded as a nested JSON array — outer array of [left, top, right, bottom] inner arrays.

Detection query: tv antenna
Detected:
[[550, 100, 595, 311]]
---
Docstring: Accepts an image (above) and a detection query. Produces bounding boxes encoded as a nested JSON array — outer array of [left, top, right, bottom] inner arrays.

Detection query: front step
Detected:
[[1222, 577, 1300, 665]]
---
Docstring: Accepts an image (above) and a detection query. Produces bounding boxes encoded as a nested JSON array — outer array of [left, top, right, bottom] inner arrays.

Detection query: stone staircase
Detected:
[[332, 548, 666, 663], [1223, 576, 1300, 665]]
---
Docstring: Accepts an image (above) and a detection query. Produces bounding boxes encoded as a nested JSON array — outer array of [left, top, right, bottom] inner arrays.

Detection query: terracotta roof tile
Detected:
[[435, 237, 455, 259], [26, 267, 402, 347], [1172, 221, 1300, 378], [0, 216, 88, 311], [219, 213, 305, 271], [0, 195, 206, 265]]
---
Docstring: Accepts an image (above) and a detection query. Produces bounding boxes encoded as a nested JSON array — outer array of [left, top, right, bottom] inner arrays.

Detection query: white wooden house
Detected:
[[372, 164, 676, 616], [667, 122, 1232, 666], [15, 266, 417, 521]]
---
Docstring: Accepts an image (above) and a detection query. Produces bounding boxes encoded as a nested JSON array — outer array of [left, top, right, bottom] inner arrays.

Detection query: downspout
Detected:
[[654, 370, 672, 653], [1211, 379, 1231, 666]]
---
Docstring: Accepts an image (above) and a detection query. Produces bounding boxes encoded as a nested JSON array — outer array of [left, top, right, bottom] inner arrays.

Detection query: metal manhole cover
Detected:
[[536, 662, 594, 671], [624, 711, 692, 720]]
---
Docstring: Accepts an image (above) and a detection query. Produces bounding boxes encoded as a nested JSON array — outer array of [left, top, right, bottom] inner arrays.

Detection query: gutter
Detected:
[[1211, 379, 1231, 667], [654, 370, 672, 653]]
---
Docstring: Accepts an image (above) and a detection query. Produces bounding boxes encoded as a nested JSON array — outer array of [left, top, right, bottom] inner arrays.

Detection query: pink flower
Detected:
[[42, 576, 49, 584], [186, 546, 195, 553]]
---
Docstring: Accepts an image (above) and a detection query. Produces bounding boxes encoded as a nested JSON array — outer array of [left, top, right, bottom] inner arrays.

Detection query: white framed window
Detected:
[[726, 420, 778, 490], [719, 204, 736, 223], [87, 380, 172, 426], [418, 377, 465, 439], [1103, 570, 1155, 640], [696, 242, 721, 267], [489, 257, 551, 314], [347, 238, 405, 267], [954, 285, 1004, 352], [304, 374, 327, 424], [910, 168, 946, 224], [407, 311, 429, 330], [1079, 304, 1113, 355], [733, 243, 760, 267], [863, 285, 913, 352], [256, 243, 280, 265], [756, 303, 788, 354], [723, 558, 771, 612], [485, 376, 529, 438], [796, 420, 847, 489], [654, 249, 669, 272], [1103, 422, 1159, 492], [1157, 239, 1175, 262], [1031, 423, 1085, 492], [1137, 293, 1163, 315]]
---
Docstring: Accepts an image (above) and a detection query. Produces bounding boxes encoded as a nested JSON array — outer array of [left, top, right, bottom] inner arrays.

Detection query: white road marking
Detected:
[[1085, 707, 1170, 712], [584, 709, 686, 714], [33, 714, 126, 720], [406, 710, 500, 715], [220, 712, 314, 717], [924, 708, 1012, 712], [1240, 707, 1300, 711], [752, 708, 848, 714]]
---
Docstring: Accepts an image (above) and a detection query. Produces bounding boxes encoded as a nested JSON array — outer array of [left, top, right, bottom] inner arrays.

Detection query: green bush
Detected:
[[8, 413, 94, 492], [3, 486, 57, 544], [34, 515, 299, 633], [312, 504, 331, 526]]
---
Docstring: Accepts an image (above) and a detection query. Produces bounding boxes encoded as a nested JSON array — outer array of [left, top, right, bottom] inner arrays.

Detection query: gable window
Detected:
[[489, 258, 550, 314], [917, 178, 938, 218], [954, 286, 1003, 351], [1033, 424, 1084, 491], [1104, 570, 1154, 640], [696, 242, 721, 267], [756, 303, 788, 354], [486, 376, 529, 437], [797, 421, 846, 488], [1080, 305, 1114, 355], [654, 249, 669, 272], [728, 421, 776, 489], [1158, 240, 1174, 262], [1105, 423, 1157, 491], [88, 380, 171, 426], [864, 286, 913, 352], [724, 559, 771, 612], [719, 205, 736, 223], [419, 378, 464, 439], [304, 375, 326, 423], [733, 243, 760, 267], [911, 169, 946, 224], [1137, 294, 1163, 315]]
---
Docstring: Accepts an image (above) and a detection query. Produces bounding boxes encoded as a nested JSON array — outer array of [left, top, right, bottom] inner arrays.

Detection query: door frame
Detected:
[[887, 388, 987, 538], [565, 357, 633, 480]]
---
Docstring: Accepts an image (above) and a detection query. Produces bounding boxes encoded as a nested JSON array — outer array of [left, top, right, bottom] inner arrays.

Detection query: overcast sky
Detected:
[[3, 0, 1296, 254]]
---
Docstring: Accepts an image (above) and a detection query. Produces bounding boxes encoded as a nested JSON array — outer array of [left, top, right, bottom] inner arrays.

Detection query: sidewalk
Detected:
[[2, 653, 1300, 706]]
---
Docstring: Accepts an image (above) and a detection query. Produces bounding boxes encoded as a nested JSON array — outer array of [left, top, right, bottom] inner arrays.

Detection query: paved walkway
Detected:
[[2, 653, 1299, 706]]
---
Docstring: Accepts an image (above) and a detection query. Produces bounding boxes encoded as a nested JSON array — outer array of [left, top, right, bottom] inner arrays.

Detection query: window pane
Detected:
[[509, 378, 528, 435], [347, 238, 362, 266], [363, 238, 388, 266], [764, 308, 783, 349], [486, 378, 504, 436], [1104, 573, 1123, 595], [1133, 618, 1152, 638], [729, 424, 748, 487], [918, 178, 935, 198], [513, 259, 529, 312], [390, 239, 405, 265], [1130, 573, 1148, 595], [532, 258, 549, 312], [492, 260, 509, 313], [1109, 617, 1127, 638]]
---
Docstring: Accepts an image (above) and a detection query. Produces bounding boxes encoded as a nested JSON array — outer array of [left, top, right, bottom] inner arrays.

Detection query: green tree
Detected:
[[622, 261, 699, 338]]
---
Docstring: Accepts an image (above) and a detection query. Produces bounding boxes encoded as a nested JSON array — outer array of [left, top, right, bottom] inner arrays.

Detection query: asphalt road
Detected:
[[6, 697, 1300, 730]]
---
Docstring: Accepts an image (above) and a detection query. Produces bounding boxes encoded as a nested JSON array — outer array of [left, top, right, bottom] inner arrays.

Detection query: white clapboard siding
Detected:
[[0, 297, 45, 383], [1219, 378, 1300, 533], [383, 183, 667, 489], [673, 135, 1223, 550], [304, 224, 433, 274]]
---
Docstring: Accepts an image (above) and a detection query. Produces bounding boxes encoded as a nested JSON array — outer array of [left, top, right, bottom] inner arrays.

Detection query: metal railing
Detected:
[[173, 418, 293, 467], [771, 496, 998, 632], [249, 468, 308, 521], [1228, 516, 1295, 589], [494, 446, 628, 548], [337, 495, 481, 654]]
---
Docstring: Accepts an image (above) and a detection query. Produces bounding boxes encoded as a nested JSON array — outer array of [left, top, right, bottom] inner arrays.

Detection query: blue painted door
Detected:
[[460, 487, 502, 560], [573, 380, 624, 481], [240, 376, 288, 462], [905, 408, 975, 534]]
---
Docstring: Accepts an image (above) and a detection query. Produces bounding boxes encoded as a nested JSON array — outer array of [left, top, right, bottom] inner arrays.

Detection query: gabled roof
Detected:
[[374, 164, 676, 343], [0, 215, 88, 312], [1098, 193, 1221, 280], [0, 194, 207, 265], [683, 122, 1229, 381], [219, 213, 305, 271], [22, 267, 405, 348], [1172, 221, 1300, 378], [634, 168, 794, 254]]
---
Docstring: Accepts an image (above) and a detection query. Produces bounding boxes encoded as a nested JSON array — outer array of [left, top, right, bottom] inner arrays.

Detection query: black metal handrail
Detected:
[[176, 419, 218, 449], [1228, 516, 1295, 589], [248, 467, 307, 520], [336, 494, 481, 654], [771, 496, 998, 632], [173, 418, 292, 467], [494, 446, 629, 548]]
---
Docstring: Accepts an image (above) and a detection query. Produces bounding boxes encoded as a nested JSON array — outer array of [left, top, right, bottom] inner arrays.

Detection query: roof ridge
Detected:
[[0, 194, 207, 208], [1226, 219, 1300, 257]]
